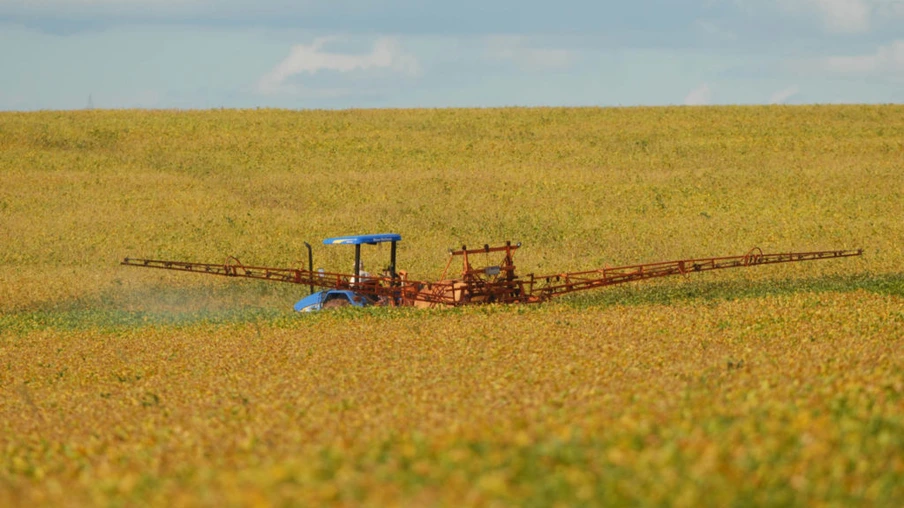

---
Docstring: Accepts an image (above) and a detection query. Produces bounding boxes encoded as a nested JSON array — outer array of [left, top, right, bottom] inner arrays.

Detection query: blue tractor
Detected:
[[293, 233, 402, 312]]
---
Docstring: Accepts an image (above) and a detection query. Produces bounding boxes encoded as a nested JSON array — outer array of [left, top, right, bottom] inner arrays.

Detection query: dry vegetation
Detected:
[[1, 105, 903, 506]]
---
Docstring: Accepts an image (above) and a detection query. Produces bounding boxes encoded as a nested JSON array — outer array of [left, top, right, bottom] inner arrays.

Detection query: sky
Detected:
[[1, 0, 903, 110]]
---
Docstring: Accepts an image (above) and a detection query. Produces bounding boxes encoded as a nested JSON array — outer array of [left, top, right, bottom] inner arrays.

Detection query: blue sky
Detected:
[[1, 0, 902, 110]]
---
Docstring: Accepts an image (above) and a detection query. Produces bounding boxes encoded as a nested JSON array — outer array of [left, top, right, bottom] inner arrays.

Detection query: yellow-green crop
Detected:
[[1, 105, 902, 506]]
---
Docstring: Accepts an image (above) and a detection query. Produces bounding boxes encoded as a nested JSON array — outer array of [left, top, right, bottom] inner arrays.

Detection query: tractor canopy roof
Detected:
[[323, 233, 402, 245]]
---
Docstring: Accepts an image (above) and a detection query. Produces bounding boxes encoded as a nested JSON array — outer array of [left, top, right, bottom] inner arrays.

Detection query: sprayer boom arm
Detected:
[[120, 257, 355, 290], [528, 248, 863, 300]]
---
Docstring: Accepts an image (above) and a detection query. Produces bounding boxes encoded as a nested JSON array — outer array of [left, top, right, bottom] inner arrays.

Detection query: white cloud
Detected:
[[820, 40, 904, 74], [693, 19, 737, 40], [684, 83, 711, 105], [484, 36, 576, 71], [806, 0, 872, 33], [257, 36, 419, 95], [769, 85, 800, 104], [768, 0, 904, 34]]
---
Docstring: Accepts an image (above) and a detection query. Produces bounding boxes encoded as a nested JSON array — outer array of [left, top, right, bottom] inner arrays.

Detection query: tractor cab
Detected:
[[293, 233, 401, 312]]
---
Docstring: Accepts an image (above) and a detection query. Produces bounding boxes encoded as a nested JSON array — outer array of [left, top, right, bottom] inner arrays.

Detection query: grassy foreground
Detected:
[[1, 106, 903, 506]]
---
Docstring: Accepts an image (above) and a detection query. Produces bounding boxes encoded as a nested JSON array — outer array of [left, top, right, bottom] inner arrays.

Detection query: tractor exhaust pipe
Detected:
[[304, 242, 314, 295]]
